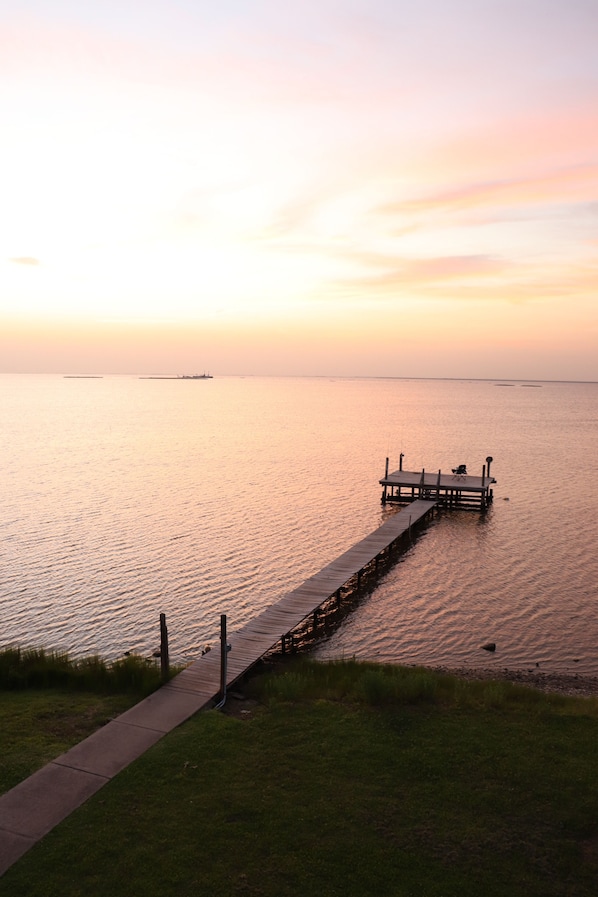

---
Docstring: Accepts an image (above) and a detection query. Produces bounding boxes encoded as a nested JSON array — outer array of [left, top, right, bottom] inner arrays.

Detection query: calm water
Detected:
[[1, 375, 597, 675]]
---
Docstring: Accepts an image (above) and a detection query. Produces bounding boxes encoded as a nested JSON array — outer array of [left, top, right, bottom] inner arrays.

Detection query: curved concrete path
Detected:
[[0, 661, 221, 876]]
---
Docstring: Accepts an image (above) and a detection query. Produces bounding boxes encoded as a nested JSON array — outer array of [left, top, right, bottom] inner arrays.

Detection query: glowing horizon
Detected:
[[2, 1, 597, 380]]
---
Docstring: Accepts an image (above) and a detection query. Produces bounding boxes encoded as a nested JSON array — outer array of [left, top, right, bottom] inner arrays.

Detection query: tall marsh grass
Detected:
[[256, 659, 445, 707], [251, 658, 598, 715], [0, 646, 173, 695]]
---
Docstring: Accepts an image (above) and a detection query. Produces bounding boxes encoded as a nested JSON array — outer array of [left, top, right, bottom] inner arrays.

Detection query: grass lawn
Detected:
[[0, 690, 140, 794], [1, 660, 597, 897], [0, 646, 173, 794]]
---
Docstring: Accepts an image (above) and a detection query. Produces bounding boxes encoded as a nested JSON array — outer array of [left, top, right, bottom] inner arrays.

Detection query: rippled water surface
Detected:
[[1, 375, 597, 675]]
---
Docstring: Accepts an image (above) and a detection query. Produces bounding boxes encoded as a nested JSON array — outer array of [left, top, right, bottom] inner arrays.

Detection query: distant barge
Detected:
[[380, 455, 496, 510], [139, 373, 213, 380]]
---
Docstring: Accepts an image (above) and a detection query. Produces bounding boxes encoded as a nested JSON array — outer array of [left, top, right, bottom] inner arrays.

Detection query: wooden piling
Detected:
[[159, 613, 169, 681], [219, 614, 227, 703]]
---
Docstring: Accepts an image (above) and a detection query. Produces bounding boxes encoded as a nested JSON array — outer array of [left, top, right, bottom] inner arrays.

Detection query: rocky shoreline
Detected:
[[430, 665, 598, 698]]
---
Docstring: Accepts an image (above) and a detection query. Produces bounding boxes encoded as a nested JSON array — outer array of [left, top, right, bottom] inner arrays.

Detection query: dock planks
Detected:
[[380, 467, 496, 508], [170, 498, 436, 700]]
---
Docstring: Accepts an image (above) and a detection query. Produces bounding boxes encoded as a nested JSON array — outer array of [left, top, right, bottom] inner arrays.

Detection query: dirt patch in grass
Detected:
[[219, 691, 262, 720]]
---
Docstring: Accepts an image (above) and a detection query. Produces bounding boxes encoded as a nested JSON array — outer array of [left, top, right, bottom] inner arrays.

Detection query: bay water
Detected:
[[1, 375, 597, 676]]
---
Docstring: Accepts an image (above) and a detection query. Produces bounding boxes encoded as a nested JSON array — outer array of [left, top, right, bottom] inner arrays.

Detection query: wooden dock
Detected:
[[167, 498, 436, 702], [0, 499, 436, 875], [380, 457, 496, 510]]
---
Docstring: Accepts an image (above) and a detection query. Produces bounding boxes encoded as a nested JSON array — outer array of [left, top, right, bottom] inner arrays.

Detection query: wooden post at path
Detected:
[[159, 613, 169, 681]]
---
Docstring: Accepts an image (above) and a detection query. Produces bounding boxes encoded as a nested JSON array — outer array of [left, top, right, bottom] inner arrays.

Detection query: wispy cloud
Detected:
[[380, 165, 598, 218], [336, 254, 598, 307], [9, 256, 40, 266]]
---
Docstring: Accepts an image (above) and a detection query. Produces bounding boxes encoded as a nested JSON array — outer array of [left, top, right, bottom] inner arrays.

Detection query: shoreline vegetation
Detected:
[[0, 645, 178, 694], [3, 643, 598, 697], [1, 655, 597, 895], [0, 649, 598, 897]]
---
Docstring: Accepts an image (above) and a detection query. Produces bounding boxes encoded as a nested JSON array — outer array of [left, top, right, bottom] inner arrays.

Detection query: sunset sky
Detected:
[[1, 1, 597, 378]]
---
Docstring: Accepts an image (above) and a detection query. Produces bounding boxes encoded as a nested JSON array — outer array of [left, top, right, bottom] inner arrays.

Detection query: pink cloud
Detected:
[[334, 252, 598, 306], [380, 164, 598, 218]]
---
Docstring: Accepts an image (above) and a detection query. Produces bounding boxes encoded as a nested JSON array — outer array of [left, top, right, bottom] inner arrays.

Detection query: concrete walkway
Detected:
[[0, 652, 222, 877]]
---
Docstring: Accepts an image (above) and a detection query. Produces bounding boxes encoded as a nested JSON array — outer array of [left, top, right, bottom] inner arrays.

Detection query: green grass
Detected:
[[2, 659, 598, 897], [0, 690, 141, 794], [0, 646, 178, 795]]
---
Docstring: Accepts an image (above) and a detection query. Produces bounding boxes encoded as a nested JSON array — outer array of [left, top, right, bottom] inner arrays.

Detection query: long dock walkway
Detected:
[[0, 499, 435, 876]]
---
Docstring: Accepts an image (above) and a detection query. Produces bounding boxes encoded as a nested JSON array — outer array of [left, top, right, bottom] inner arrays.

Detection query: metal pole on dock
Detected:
[[382, 457, 389, 504]]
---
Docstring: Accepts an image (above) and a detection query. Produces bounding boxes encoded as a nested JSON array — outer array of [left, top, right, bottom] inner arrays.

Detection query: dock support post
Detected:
[[399, 453, 404, 471], [159, 613, 169, 681]]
